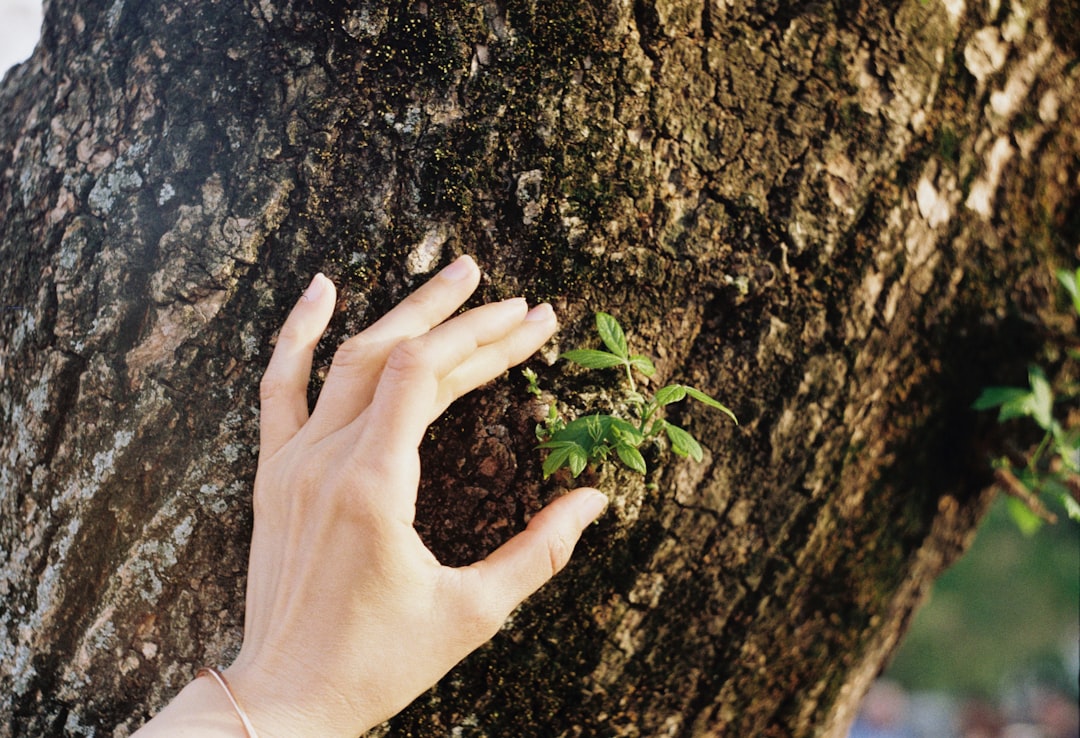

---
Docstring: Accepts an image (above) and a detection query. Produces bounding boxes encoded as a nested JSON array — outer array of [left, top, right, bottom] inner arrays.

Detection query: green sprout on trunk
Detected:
[[531, 312, 736, 479]]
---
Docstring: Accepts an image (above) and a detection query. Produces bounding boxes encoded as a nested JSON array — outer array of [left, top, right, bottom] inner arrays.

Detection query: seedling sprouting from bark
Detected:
[[529, 312, 736, 478]]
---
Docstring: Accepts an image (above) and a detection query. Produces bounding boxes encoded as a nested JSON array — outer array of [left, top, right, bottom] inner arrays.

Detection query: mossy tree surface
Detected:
[[0, 0, 1076, 735]]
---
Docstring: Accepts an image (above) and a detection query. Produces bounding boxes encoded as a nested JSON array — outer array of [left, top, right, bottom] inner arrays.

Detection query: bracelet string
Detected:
[[197, 666, 260, 738]]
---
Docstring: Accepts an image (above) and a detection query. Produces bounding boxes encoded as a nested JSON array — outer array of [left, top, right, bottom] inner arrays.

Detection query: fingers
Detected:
[[436, 303, 556, 417], [454, 488, 608, 630], [308, 256, 481, 436], [259, 274, 337, 458], [362, 297, 554, 456]]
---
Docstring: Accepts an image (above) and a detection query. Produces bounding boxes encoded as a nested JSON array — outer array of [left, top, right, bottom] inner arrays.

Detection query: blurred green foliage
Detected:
[[973, 267, 1080, 532], [885, 495, 1079, 696], [888, 268, 1080, 697]]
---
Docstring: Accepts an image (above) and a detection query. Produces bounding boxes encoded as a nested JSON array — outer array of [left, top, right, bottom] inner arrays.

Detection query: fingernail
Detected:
[[440, 255, 475, 281], [579, 490, 608, 524], [525, 303, 554, 322], [302, 273, 326, 302]]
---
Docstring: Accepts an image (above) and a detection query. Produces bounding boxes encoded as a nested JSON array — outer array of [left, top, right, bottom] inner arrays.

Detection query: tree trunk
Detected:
[[1, 0, 1075, 735]]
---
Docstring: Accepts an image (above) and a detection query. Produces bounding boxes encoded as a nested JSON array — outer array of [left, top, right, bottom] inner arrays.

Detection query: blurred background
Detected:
[[0, 0, 39, 74], [1, 2, 1076, 736], [851, 497, 1079, 738]]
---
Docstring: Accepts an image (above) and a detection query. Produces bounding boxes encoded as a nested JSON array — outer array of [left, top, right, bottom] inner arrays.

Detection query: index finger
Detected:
[[360, 297, 532, 457], [258, 273, 337, 458], [307, 256, 481, 437]]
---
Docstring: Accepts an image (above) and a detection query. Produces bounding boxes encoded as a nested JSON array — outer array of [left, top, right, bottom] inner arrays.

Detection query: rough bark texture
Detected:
[[1, 0, 1076, 735]]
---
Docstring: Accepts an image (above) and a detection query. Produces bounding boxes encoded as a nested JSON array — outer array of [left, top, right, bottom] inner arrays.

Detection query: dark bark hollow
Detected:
[[0, 0, 1076, 735]]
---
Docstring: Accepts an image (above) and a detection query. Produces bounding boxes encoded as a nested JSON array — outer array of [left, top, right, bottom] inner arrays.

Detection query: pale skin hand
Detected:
[[134, 255, 607, 737]]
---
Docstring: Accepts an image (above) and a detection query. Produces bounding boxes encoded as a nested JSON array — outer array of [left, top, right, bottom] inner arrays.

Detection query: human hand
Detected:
[[168, 255, 606, 736]]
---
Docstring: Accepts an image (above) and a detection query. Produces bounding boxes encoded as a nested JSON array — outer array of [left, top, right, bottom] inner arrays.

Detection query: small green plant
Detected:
[[1059, 265, 1080, 321], [972, 267, 1080, 533], [529, 312, 736, 479], [522, 367, 542, 398]]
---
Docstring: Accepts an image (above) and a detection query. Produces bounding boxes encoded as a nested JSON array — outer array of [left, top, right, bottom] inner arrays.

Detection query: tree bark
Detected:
[[0, 0, 1075, 735]]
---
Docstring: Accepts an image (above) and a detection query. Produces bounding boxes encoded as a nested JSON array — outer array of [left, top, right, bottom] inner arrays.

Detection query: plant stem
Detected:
[[624, 361, 652, 432], [639, 403, 656, 433], [1027, 430, 1054, 474]]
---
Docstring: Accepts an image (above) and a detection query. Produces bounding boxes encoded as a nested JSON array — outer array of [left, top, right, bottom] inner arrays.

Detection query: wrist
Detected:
[[133, 673, 249, 737], [222, 655, 382, 738], [197, 668, 259, 737]]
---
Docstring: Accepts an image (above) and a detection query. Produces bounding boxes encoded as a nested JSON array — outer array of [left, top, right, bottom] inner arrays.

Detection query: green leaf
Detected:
[[1005, 496, 1044, 536], [996, 392, 1037, 423], [522, 367, 541, 397], [541, 443, 576, 478], [1056, 266, 1080, 316], [590, 443, 612, 461], [568, 445, 589, 477], [609, 417, 645, 446], [596, 312, 628, 358], [684, 386, 738, 424], [560, 349, 626, 369], [664, 422, 704, 462], [654, 384, 688, 406], [545, 415, 603, 450], [1060, 491, 1080, 523], [975, 378, 1059, 428], [972, 386, 1031, 411], [1057, 430, 1079, 473], [547, 403, 562, 425], [585, 414, 605, 443], [1027, 365, 1054, 431], [615, 442, 648, 474], [546, 414, 642, 461], [629, 354, 656, 377]]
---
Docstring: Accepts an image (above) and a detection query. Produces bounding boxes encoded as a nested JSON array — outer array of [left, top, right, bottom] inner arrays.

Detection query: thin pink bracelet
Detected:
[[197, 666, 260, 738]]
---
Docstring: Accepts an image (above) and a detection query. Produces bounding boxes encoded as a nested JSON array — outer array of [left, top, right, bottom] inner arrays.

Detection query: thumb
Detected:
[[468, 488, 608, 616]]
